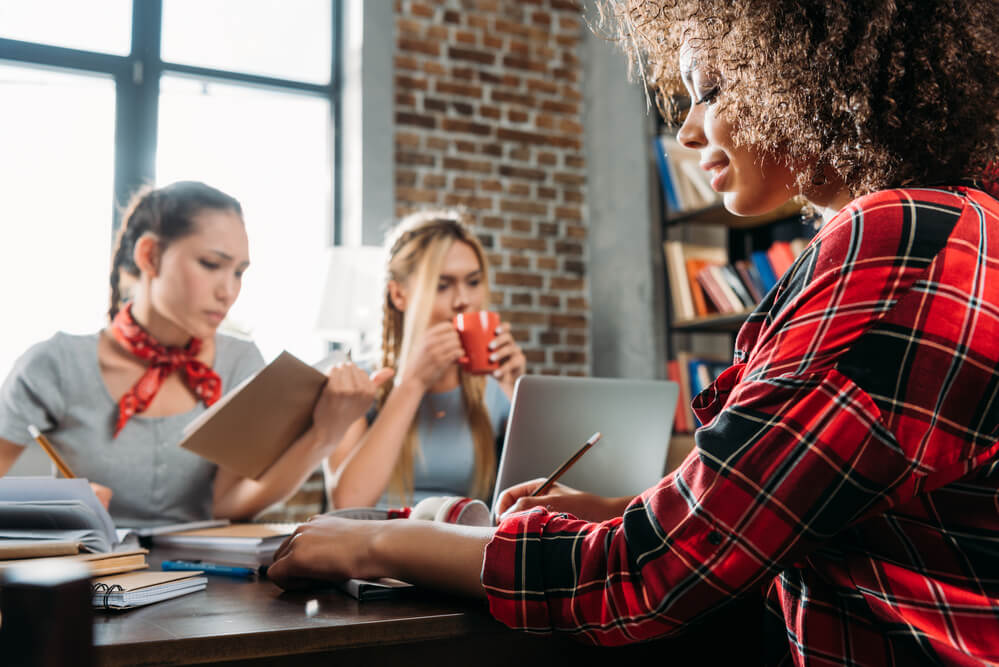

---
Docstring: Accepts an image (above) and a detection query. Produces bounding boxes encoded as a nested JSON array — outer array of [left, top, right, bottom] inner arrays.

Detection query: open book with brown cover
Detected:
[[178, 351, 327, 479]]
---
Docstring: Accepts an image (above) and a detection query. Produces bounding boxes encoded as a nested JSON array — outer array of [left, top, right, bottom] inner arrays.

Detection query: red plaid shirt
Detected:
[[483, 186, 999, 665]]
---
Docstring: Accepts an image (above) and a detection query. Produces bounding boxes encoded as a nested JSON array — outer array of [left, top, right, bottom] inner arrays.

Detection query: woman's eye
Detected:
[[199, 260, 220, 270], [467, 279, 481, 288], [696, 86, 720, 106], [437, 282, 450, 292]]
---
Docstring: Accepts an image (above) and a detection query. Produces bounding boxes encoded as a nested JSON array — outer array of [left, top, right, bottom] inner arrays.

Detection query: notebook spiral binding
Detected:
[[92, 582, 125, 610]]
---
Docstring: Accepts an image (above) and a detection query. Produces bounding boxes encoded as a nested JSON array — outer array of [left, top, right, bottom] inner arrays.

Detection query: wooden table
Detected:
[[92, 554, 761, 666]]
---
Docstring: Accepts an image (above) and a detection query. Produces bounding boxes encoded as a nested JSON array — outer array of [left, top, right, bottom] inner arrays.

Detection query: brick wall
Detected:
[[394, 0, 589, 376], [260, 0, 588, 522]]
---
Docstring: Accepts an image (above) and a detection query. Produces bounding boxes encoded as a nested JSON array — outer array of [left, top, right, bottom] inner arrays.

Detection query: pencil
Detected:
[[530, 431, 602, 497], [27, 424, 76, 479]]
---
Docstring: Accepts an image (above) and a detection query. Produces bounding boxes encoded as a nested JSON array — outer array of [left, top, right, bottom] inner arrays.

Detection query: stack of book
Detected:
[[663, 238, 810, 322], [0, 540, 206, 610], [150, 523, 297, 570]]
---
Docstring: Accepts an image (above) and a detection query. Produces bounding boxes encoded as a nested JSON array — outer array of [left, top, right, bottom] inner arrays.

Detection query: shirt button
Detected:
[[708, 531, 724, 546]]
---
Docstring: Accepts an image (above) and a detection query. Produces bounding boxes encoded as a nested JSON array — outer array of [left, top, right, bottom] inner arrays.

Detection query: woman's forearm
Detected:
[[329, 380, 425, 508], [368, 521, 493, 598], [213, 427, 334, 520]]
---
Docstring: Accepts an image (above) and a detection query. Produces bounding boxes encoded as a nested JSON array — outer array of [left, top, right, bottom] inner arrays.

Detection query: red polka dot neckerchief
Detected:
[[110, 303, 222, 437]]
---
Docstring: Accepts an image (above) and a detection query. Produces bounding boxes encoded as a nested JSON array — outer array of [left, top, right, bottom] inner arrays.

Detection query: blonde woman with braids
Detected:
[[0, 181, 383, 526], [324, 210, 525, 509]]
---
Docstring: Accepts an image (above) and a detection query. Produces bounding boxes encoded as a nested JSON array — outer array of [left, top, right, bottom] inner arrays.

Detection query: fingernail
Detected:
[[488, 340, 496, 350], [493, 370, 502, 378], [488, 353, 496, 362]]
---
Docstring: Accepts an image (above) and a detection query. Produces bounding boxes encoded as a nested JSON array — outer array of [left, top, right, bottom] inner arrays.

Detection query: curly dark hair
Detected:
[[596, 0, 999, 197]]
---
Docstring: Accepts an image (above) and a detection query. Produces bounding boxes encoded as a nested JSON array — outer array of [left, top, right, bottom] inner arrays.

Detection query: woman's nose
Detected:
[[676, 102, 706, 150]]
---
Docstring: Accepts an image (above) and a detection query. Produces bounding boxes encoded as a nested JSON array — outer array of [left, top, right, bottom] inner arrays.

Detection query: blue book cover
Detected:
[[751, 250, 779, 293], [651, 135, 680, 211]]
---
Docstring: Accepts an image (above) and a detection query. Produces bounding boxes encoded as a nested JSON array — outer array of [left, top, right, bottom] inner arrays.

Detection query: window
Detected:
[[0, 0, 340, 380]]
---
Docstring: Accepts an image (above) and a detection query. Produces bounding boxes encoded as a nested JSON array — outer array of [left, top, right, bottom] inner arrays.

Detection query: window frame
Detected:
[[0, 0, 343, 243]]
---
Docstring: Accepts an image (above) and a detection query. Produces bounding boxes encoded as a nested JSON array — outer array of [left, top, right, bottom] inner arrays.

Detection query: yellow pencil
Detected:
[[530, 432, 602, 497], [27, 424, 75, 479]]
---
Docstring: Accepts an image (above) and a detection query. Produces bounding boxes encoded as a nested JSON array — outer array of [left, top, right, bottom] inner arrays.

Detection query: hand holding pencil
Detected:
[[494, 432, 634, 523], [27, 424, 113, 511]]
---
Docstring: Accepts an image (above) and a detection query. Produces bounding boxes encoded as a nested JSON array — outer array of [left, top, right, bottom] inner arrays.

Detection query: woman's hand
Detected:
[[398, 321, 466, 391], [494, 478, 631, 523], [312, 363, 394, 446], [90, 482, 113, 511], [268, 516, 382, 590], [489, 322, 526, 397]]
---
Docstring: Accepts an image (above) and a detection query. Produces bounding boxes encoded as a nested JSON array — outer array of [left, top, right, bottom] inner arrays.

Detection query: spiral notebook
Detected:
[[91, 570, 206, 610]]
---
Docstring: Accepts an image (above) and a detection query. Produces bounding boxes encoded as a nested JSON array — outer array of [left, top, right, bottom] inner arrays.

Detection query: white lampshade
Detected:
[[316, 245, 386, 358]]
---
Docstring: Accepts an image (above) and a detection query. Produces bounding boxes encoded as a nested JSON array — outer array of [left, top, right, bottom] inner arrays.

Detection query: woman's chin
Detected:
[[721, 192, 790, 217]]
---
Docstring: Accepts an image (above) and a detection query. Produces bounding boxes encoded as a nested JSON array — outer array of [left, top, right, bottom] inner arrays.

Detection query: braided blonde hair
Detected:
[[379, 210, 496, 504]]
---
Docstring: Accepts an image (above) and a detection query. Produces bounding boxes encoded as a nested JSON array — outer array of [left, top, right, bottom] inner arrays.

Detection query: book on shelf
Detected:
[[766, 240, 797, 278], [666, 360, 691, 433], [91, 569, 206, 610], [733, 260, 765, 303], [653, 134, 721, 215], [751, 250, 780, 293], [718, 264, 756, 310]]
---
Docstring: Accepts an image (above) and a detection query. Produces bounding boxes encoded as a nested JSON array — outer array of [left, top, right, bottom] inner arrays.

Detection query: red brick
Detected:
[[502, 55, 547, 73], [555, 241, 582, 255], [397, 186, 439, 204], [507, 183, 531, 196], [395, 92, 416, 107], [551, 67, 577, 83], [424, 97, 447, 113], [564, 259, 584, 275], [395, 54, 422, 71], [504, 310, 547, 325], [540, 331, 561, 344], [538, 222, 558, 236], [508, 146, 531, 161], [480, 105, 501, 120], [427, 25, 449, 41], [441, 118, 493, 136], [511, 292, 532, 306], [565, 224, 587, 239], [567, 297, 588, 310], [443, 193, 493, 209], [537, 152, 558, 166], [499, 199, 548, 215], [396, 18, 424, 35], [410, 3, 434, 18], [536, 256, 558, 270], [540, 100, 578, 114], [396, 151, 435, 167], [495, 271, 543, 287], [490, 291, 506, 306], [538, 186, 557, 199], [423, 60, 447, 76], [525, 349, 548, 363], [554, 172, 585, 186], [510, 219, 532, 233], [478, 70, 502, 85], [479, 179, 503, 192], [395, 132, 421, 148], [468, 15, 489, 29], [443, 9, 461, 24], [398, 37, 439, 57], [483, 34, 504, 49], [511, 328, 531, 342], [550, 277, 584, 290], [549, 314, 587, 328], [501, 235, 547, 251], [566, 333, 587, 346], [481, 143, 503, 157], [481, 216, 505, 229], [565, 155, 585, 168], [395, 170, 418, 187], [426, 136, 448, 151], [455, 30, 477, 45], [559, 118, 583, 134], [497, 127, 548, 146], [554, 350, 587, 364], [492, 90, 536, 107], [563, 189, 583, 203], [443, 157, 493, 173], [448, 47, 495, 65], [540, 294, 561, 308], [494, 19, 531, 38], [555, 206, 582, 221], [396, 111, 436, 129], [509, 255, 530, 268], [526, 78, 559, 95], [555, 34, 579, 47], [453, 176, 477, 190], [452, 66, 475, 80], [508, 109, 529, 123], [531, 10, 552, 25], [423, 173, 446, 189], [539, 367, 560, 375], [435, 81, 483, 98]]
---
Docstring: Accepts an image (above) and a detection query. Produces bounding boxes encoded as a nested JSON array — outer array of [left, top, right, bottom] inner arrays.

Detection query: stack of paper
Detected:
[[151, 523, 295, 569], [0, 548, 149, 577]]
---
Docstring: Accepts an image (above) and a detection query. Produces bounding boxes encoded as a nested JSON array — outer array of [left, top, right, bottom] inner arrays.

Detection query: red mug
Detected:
[[453, 311, 501, 374]]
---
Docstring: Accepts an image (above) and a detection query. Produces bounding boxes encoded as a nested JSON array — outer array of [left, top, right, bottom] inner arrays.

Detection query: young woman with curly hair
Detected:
[[270, 2, 999, 663]]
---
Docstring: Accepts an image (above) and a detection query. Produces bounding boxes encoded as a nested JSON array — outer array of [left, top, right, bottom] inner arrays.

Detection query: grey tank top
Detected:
[[0, 331, 264, 527]]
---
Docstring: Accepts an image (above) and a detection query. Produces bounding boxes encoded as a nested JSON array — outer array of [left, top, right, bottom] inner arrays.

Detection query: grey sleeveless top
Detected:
[[377, 376, 510, 508], [0, 332, 264, 527]]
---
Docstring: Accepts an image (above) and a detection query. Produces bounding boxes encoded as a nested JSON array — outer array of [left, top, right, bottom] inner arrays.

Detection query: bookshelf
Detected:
[[651, 125, 814, 434]]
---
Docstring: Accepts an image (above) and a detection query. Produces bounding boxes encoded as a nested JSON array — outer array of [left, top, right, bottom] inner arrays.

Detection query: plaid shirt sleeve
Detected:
[[482, 187, 999, 658]]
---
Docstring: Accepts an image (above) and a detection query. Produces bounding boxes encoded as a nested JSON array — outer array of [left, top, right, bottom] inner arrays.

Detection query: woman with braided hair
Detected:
[[272, 1, 999, 663], [0, 181, 382, 526], [323, 210, 525, 509]]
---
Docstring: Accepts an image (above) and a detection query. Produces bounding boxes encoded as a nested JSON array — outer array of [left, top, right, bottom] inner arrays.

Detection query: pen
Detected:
[[530, 431, 602, 497], [161, 560, 256, 579], [27, 424, 75, 479]]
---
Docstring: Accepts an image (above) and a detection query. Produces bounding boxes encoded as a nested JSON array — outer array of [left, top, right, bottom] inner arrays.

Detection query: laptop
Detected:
[[490, 375, 680, 511]]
